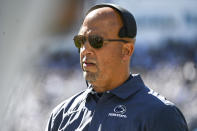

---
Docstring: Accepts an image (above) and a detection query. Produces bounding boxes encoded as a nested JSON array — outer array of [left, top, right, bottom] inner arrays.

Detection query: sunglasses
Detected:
[[73, 35, 129, 49]]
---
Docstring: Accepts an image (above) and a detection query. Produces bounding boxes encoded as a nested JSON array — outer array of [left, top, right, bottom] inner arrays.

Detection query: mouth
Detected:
[[81, 57, 97, 71], [83, 61, 96, 67]]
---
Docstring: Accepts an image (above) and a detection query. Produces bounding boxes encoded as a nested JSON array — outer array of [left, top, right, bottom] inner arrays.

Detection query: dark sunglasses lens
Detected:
[[89, 36, 103, 48], [73, 35, 85, 48]]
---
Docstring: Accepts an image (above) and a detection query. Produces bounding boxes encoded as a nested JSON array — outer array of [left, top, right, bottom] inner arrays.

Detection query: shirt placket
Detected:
[[88, 92, 113, 131]]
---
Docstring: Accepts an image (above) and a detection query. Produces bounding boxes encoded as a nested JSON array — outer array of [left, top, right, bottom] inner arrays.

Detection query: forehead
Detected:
[[79, 7, 123, 37]]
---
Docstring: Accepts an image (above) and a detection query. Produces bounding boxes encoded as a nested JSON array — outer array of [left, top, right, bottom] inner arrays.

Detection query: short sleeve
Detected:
[[146, 105, 189, 131]]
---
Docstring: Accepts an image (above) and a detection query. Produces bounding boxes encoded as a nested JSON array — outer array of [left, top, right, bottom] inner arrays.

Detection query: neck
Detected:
[[91, 71, 130, 93]]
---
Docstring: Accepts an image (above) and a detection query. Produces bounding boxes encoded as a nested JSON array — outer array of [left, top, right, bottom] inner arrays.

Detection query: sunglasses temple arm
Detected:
[[104, 39, 128, 43]]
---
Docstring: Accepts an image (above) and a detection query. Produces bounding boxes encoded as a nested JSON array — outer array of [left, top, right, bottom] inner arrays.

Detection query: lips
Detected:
[[83, 61, 96, 66]]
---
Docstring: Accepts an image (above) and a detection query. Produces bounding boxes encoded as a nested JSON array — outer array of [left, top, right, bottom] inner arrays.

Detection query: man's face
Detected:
[[78, 7, 125, 89]]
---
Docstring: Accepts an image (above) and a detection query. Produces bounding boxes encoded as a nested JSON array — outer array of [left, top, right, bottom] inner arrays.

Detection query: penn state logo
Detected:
[[114, 105, 127, 114]]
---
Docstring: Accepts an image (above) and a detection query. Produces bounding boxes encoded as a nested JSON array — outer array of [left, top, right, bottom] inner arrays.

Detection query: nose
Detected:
[[80, 40, 94, 56]]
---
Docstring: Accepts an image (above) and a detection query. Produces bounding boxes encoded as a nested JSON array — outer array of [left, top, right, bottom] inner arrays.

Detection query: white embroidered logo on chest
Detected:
[[108, 105, 127, 118]]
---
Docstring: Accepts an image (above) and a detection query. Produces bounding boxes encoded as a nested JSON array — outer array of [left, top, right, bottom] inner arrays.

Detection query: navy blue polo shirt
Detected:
[[46, 74, 188, 131]]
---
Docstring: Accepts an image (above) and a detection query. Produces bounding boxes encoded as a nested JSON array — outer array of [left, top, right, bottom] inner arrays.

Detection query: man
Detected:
[[46, 3, 188, 131]]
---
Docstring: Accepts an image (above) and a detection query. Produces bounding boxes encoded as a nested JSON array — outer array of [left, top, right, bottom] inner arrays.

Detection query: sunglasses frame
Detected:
[[73, 35, 129, 49]]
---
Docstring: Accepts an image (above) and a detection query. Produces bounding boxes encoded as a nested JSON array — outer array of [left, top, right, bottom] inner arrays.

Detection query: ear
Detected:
[[121, 41, 135, 61]]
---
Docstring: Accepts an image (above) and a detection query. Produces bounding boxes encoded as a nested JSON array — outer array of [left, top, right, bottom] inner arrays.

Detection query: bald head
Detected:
[[79, 7, 123, 38], [85, 7, 123, 26]]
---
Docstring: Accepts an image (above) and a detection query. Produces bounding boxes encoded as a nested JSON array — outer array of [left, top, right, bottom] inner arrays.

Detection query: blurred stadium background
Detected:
[[0, 0, 197, 130]]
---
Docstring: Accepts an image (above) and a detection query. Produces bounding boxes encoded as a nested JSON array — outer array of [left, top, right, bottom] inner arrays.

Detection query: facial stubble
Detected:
[[83, 70, 99, 83]]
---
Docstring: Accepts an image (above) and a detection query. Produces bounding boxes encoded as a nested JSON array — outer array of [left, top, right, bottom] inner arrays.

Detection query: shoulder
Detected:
[[137, 87, 181, 117], [46, 89, 88, 131], [128, 86, 174, 117], [51, 89, 88, 117], [146, 88, 174, 106], [136, 88, 188, 130]]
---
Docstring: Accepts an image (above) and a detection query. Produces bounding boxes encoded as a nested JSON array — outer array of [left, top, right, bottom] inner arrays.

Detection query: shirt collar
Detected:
[[109, 74, 145, 99]]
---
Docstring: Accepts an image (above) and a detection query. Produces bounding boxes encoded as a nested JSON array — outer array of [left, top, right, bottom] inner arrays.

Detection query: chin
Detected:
[[83, 71, 98, 83]]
